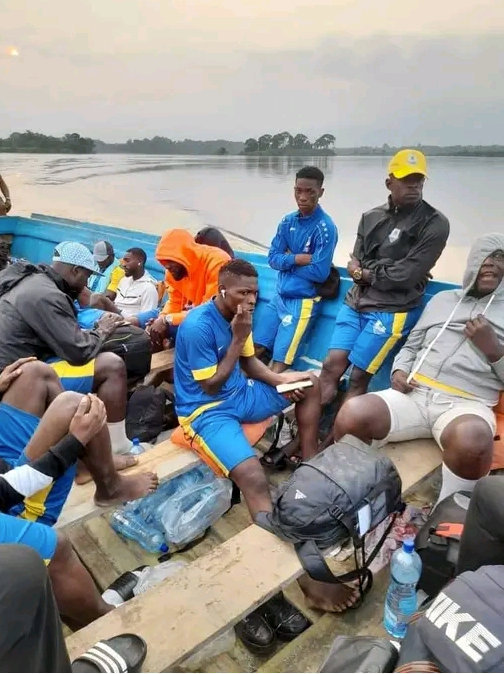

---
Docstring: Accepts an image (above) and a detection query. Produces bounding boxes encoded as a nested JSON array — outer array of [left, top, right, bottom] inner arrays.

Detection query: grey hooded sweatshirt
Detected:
[[393, 232, 504, 406]]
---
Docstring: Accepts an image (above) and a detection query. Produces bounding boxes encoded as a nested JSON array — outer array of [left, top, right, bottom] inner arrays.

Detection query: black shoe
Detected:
[[235, 611, 276, 654], [260, 592, 311, 641]]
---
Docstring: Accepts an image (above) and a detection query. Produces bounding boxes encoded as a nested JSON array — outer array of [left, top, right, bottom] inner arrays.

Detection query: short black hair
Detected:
[[219, 258, 258, 282], [126, 247, 147, 265], [295, 166, 324, 186]]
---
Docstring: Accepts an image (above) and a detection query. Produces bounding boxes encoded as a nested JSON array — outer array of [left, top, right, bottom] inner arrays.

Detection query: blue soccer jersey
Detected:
[[174, 300, 255, 422]]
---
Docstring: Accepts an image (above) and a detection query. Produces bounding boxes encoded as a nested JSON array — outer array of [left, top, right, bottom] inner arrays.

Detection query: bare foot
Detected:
[[298, 574, 360, 613], [94, 472, 159, 507], [75, 454, 138, 485]]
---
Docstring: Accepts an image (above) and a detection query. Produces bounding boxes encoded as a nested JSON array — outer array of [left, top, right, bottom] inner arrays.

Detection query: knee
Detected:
[[50, 390, 83, 415], [23, 360, 60, 384], [443, 418, 494, 476], [335, 396, 371, 437], [95, 352, 126, 380]]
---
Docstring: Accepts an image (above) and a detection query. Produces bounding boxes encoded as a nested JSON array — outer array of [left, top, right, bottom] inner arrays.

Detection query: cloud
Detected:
[[1, 17, 504, 144]]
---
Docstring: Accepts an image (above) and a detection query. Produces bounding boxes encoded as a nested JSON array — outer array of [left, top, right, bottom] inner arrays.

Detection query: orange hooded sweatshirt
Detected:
[[155, 229, 231, 326]]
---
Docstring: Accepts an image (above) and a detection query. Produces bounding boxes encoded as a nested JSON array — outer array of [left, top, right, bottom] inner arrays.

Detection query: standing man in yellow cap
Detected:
[[319, 149, 450, 410]]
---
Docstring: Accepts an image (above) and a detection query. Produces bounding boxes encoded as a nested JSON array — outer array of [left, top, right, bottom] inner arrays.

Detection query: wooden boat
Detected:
[[0, 213, 451, 672]]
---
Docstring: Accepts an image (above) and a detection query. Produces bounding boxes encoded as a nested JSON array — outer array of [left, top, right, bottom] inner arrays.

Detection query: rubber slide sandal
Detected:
[[101, 566, 147, 606], [72, 634, 147, 673]]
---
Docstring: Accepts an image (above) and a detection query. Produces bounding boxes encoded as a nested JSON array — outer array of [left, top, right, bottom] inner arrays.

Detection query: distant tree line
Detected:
[[244, 132, 336, 155], [2, 131, 504, 157], [333, 143, 504, 157], [94, 137, 243, 155], [0, 131, 94, 153]]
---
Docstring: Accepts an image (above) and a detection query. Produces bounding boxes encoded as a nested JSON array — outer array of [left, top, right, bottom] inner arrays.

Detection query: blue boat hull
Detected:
[[0, 214, 457, 391]]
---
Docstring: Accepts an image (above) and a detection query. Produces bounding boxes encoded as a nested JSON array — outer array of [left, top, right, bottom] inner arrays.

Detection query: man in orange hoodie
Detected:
[[150, 229, 231, 348]]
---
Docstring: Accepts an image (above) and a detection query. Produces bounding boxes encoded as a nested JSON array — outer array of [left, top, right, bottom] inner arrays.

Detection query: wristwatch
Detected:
[[164, 314, 173, 325], [352, 268, 363, 281]]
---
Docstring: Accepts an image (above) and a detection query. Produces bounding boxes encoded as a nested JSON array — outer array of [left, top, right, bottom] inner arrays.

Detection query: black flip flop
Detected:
[[260, 446, 303, 470], [260, 445, 288, 470], [72, 634, 147, 673]]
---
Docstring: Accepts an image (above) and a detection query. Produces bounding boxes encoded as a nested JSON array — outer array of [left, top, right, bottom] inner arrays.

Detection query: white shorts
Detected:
[[371, 387, 496, 450]]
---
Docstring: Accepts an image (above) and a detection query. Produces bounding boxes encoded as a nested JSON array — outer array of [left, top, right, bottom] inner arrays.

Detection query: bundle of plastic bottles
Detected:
[[110, 462, 232, 553]]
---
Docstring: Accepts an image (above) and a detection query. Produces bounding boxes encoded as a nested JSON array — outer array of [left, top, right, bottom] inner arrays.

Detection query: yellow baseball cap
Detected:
[[388, 149, 427, 179]]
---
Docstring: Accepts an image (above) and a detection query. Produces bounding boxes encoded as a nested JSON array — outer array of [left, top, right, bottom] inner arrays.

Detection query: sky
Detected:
[[1, 0, 503, 144]]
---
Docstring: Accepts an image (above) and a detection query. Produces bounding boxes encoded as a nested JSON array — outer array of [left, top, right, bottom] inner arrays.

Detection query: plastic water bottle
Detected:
[[130, 437, 145, 456], [161, 478, 232, 547], [137, 464, 214, 525], [383, 538, 422, 638], [110, 509, 168, 554]]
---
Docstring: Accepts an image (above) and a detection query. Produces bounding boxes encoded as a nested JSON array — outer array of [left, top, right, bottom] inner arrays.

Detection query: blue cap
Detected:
[[403, 537, 415, 552], [53, 241, 100, 274]]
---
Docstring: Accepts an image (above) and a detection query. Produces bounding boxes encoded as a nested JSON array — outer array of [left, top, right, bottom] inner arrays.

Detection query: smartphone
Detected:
[[276, 379, 314, 394]]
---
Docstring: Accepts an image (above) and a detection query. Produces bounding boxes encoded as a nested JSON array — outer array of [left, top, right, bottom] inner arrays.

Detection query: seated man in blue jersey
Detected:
[[0, 360, 158, 628], [254, 166, 338, 373], [175, 258, 321, 518]]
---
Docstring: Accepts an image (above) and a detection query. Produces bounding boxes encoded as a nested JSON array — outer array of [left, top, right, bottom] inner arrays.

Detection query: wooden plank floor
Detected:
[[66, 438, 441, 671]]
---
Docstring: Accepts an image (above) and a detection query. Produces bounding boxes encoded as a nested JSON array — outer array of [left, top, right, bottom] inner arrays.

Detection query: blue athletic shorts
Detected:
[[47, 358, 95, 394], [0, 403, 76, 526], [253, 294, 321, 365], [328, 304, 423, 374], [0, 512, 57, 564], [182, 380, 289, 475]]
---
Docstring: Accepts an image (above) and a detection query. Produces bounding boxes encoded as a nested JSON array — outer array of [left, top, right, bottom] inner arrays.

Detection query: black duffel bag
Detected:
[[100, 324, 152, 381], [415, 490, 470, 600], [256, 437, 404, 601], [319, 635, 399, 673], [315, 264, 340, 299]]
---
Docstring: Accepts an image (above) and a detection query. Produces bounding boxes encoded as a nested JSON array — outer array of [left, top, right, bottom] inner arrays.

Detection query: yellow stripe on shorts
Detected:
[[184, 423, 229, 477], [285, 298, 316, 366], [49, 359, 96, 379], [367, 312, 407, 375]]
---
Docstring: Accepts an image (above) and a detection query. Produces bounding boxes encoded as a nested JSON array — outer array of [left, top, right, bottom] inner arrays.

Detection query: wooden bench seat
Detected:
[[57, 440, 200, 529], [144, 349, 175, 386], [66, 438, 441, 671]]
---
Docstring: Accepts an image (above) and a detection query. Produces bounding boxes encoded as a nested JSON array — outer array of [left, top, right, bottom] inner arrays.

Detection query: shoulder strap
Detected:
[[295, 512, 398, 586]]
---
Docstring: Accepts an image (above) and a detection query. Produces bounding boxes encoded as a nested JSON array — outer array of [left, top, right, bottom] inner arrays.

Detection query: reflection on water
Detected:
[[1, 153, 504, 282]]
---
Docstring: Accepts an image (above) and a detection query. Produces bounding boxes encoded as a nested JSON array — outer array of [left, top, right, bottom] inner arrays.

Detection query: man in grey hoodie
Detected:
[[332, 232, 504, 504]]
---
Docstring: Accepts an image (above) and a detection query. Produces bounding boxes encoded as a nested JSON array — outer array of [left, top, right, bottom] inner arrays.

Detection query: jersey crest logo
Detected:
[[389, 228, 401, 243]]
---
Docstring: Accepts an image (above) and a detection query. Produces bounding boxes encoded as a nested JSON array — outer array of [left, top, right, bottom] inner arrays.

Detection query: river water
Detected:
[[1, 153, 503, 282]]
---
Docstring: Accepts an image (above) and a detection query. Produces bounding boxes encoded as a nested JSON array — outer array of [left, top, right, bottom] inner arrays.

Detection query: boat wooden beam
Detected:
[[65, 438, 441, 671]]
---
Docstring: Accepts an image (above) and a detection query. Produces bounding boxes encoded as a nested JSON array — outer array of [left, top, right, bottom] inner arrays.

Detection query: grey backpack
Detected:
[[256, 437, 403, 599], [397, 565, 504, 672]]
